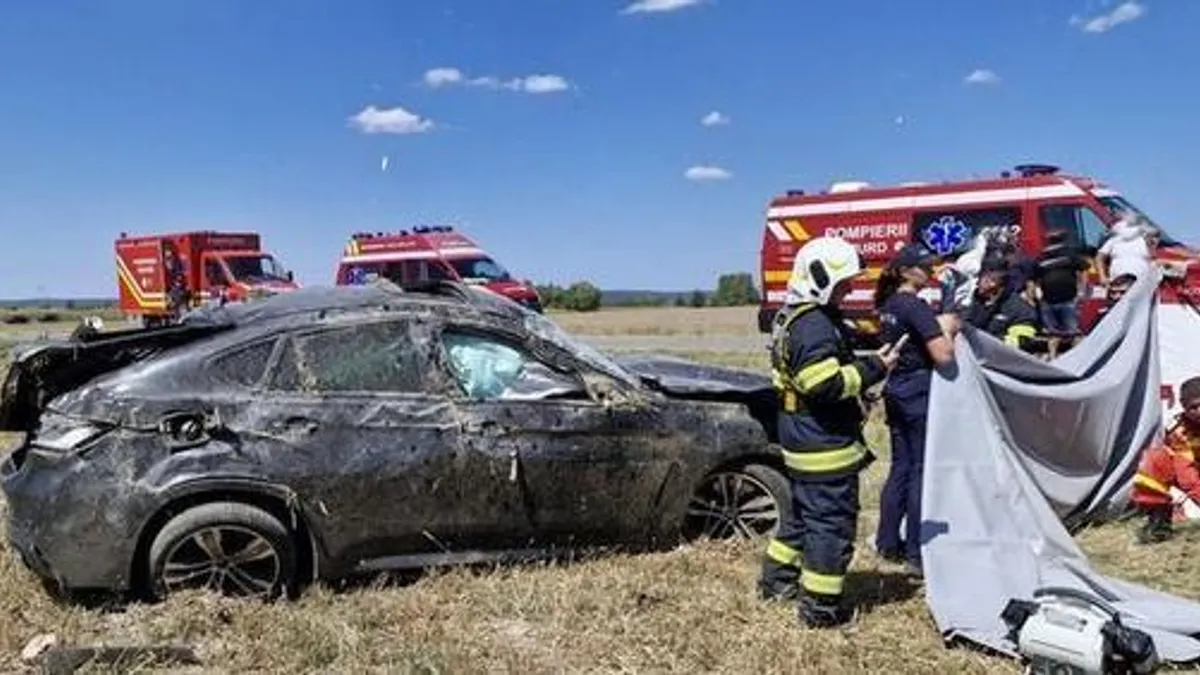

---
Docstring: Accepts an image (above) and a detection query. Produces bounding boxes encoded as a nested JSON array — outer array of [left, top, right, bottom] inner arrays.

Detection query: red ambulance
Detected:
[[334, 226, 543, 312], [116, 230, 299, 327], [757, 163, 1200, 412]]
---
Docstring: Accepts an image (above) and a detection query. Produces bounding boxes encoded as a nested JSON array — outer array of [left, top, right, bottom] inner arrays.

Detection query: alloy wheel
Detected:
[[160, 525, 282, 598], [684, 471, 780, 540]]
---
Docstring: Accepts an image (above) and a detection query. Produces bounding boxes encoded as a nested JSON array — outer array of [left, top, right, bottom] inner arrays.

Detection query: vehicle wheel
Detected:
[[682, 463, 791, 541], [146, 502, 296, 601]]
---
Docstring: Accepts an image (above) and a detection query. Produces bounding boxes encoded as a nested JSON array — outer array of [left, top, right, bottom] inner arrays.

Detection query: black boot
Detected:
[[799, 593, 853, 628], [1136, 506, 1174, 544], [758, 560, 800, 602]]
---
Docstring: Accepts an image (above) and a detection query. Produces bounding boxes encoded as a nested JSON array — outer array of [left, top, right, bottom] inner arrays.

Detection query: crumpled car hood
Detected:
[[613, 353, 772, 396]]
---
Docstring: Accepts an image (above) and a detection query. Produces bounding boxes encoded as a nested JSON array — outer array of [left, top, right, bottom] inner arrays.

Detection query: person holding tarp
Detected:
[[757, 235, 899, 628], [870, 243, 959, 577], [1130, 376, 1200, 544]]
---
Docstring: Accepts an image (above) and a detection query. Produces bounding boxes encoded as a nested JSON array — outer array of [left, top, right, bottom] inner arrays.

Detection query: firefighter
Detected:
[[757, 236, 899, 628], [963, 255, 1044, 352], [1130, 376, 1200, 543], [871, 243, 958, 577]]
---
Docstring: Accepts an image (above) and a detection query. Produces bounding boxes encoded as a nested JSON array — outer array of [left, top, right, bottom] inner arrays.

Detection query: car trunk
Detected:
[[0, 323, 231, 432]]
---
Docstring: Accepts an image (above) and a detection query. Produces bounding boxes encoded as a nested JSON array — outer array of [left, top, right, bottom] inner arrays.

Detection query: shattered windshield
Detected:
[[449, 256, 512, 283], [1097, 195, 1181, 247], [224, 254, 292, 283]]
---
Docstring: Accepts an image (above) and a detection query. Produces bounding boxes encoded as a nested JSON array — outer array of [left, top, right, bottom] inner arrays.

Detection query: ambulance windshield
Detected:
[[225, 254, 292, 283], [450, 256, 512, 283], [1097, 195, 1180, 247]]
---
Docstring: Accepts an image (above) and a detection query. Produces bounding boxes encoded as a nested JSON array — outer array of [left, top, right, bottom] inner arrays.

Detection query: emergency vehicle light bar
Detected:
[[350, 226, 455, 240]]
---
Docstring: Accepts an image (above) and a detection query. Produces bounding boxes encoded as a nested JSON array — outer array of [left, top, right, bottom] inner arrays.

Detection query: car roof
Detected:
[[181, 280, 525, 334]]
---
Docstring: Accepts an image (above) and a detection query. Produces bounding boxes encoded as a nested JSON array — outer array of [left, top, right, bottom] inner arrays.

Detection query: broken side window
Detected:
[[441, 330, 587, 401], [278, 320, 429, 393], [208, 338, 277, 388]]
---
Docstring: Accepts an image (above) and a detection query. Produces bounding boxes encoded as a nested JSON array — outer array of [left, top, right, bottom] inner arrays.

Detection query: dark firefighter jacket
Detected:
[[965, 292, 1041, 351], [770, 302, 888, 478]]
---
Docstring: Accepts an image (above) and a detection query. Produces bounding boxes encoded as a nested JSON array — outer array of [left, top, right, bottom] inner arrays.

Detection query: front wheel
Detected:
[[146, 502, 297, 602], [682, 463, 792, 541]]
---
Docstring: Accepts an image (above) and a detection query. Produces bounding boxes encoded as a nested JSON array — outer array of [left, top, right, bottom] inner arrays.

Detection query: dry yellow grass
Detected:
[[1, 313, 1199, 673], [548, 306, 759, 337]]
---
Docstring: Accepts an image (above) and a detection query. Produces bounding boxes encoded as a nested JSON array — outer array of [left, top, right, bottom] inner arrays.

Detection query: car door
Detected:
[[252, 316, 527, 571], [435, 324, 678, 551]]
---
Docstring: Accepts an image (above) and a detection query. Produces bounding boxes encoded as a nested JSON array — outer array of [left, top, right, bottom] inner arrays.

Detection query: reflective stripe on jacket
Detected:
[[769, 302, 887, 478], [1132, 420, 1200, 507]]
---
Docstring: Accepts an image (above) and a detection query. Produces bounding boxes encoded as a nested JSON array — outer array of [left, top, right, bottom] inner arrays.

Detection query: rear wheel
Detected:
[[146, 502, 297, 601], [682, 463, 791, 541]]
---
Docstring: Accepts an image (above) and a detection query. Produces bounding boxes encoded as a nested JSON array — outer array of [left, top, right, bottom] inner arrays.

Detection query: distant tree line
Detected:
[[536, 272, 760, 312]]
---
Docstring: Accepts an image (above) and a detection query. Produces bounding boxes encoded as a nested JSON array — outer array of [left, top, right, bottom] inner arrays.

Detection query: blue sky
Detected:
[[1, 0, 1197, 298]]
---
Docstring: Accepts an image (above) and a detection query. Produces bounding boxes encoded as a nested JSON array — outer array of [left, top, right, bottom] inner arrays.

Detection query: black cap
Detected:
[[891, 243, 938, 271]]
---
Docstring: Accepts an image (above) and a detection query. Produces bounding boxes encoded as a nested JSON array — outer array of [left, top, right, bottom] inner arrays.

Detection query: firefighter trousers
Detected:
[[759, 468, 860, 616]]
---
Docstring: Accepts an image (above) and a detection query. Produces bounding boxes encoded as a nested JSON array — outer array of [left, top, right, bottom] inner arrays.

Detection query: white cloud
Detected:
[[1070, 1, 1146, 33], [685, 165, 732, 181], [701, 111, 729, 127], [423, 67, 464, 88], [348, 105, 435, 134], [422, 68, 572, 94], [621, 0, 703, 14], [518, 74, 570, 94], [964, 68, 1001, 85]]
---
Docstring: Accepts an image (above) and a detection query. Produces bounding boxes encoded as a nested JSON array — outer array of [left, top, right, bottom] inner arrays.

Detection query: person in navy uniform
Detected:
[[964, 255, 1043, 351], [871, 243, 958, 577], [757, 236, 899, 628]]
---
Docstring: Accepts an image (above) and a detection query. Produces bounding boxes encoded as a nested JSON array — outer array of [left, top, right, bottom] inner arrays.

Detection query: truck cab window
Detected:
[[1039, 204, 1107, 253], [205, 261, 228, 286]]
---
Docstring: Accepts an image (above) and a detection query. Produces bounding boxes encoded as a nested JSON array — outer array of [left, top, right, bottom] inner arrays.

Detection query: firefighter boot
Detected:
[[1136, 505, 1174, 544], [798, 592, 853, 629], [757, 558, 800, 602]]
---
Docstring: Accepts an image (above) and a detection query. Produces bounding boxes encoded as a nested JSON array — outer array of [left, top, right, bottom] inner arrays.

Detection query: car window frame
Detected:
[[202, 335, 285, 390], [434, 322, 594, 403], [262, 316, 453, 399]]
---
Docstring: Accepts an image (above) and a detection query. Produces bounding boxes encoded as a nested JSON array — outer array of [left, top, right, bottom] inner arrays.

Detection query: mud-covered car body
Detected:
[[0, 281, 784, 597]]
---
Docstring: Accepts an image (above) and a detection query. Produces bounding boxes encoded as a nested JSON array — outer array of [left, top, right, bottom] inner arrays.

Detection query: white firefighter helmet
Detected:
[[786, 236, 864, 306]]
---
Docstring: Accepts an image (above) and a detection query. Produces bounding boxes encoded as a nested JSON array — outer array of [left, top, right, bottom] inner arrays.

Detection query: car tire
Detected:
[[146, 501, 297, 602], [683, 462, 793, 542]]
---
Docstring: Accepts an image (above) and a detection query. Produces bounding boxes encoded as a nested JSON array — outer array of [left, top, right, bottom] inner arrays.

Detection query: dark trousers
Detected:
[[760, 468, 860, 605], [875, 395, 927, 565]]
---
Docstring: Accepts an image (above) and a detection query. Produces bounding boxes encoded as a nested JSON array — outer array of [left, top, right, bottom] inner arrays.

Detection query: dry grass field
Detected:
[[0, 308, 1198, 673]]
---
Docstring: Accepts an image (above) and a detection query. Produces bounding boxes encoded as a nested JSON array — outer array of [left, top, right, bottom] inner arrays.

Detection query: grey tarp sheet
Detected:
[[923, 268, 1200, 663]]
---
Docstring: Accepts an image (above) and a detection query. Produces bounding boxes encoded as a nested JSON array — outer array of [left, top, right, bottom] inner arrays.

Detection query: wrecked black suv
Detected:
[[0, 281, 790, 602]]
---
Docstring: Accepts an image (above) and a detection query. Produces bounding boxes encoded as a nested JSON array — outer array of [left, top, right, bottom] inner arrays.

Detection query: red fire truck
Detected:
[[334, 225, 543, 312], [758, 164, 1200, 339], [116, 230, 299, 327]]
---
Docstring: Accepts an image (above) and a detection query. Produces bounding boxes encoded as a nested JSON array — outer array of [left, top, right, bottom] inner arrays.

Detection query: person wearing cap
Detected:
[[964, 255, 1043, 352], [871, 243, 958, 576]]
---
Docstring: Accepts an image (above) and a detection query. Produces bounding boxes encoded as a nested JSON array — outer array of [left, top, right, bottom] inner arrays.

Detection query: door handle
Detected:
[[273, 416, 320, 435], [462, 419, 499, 434]]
